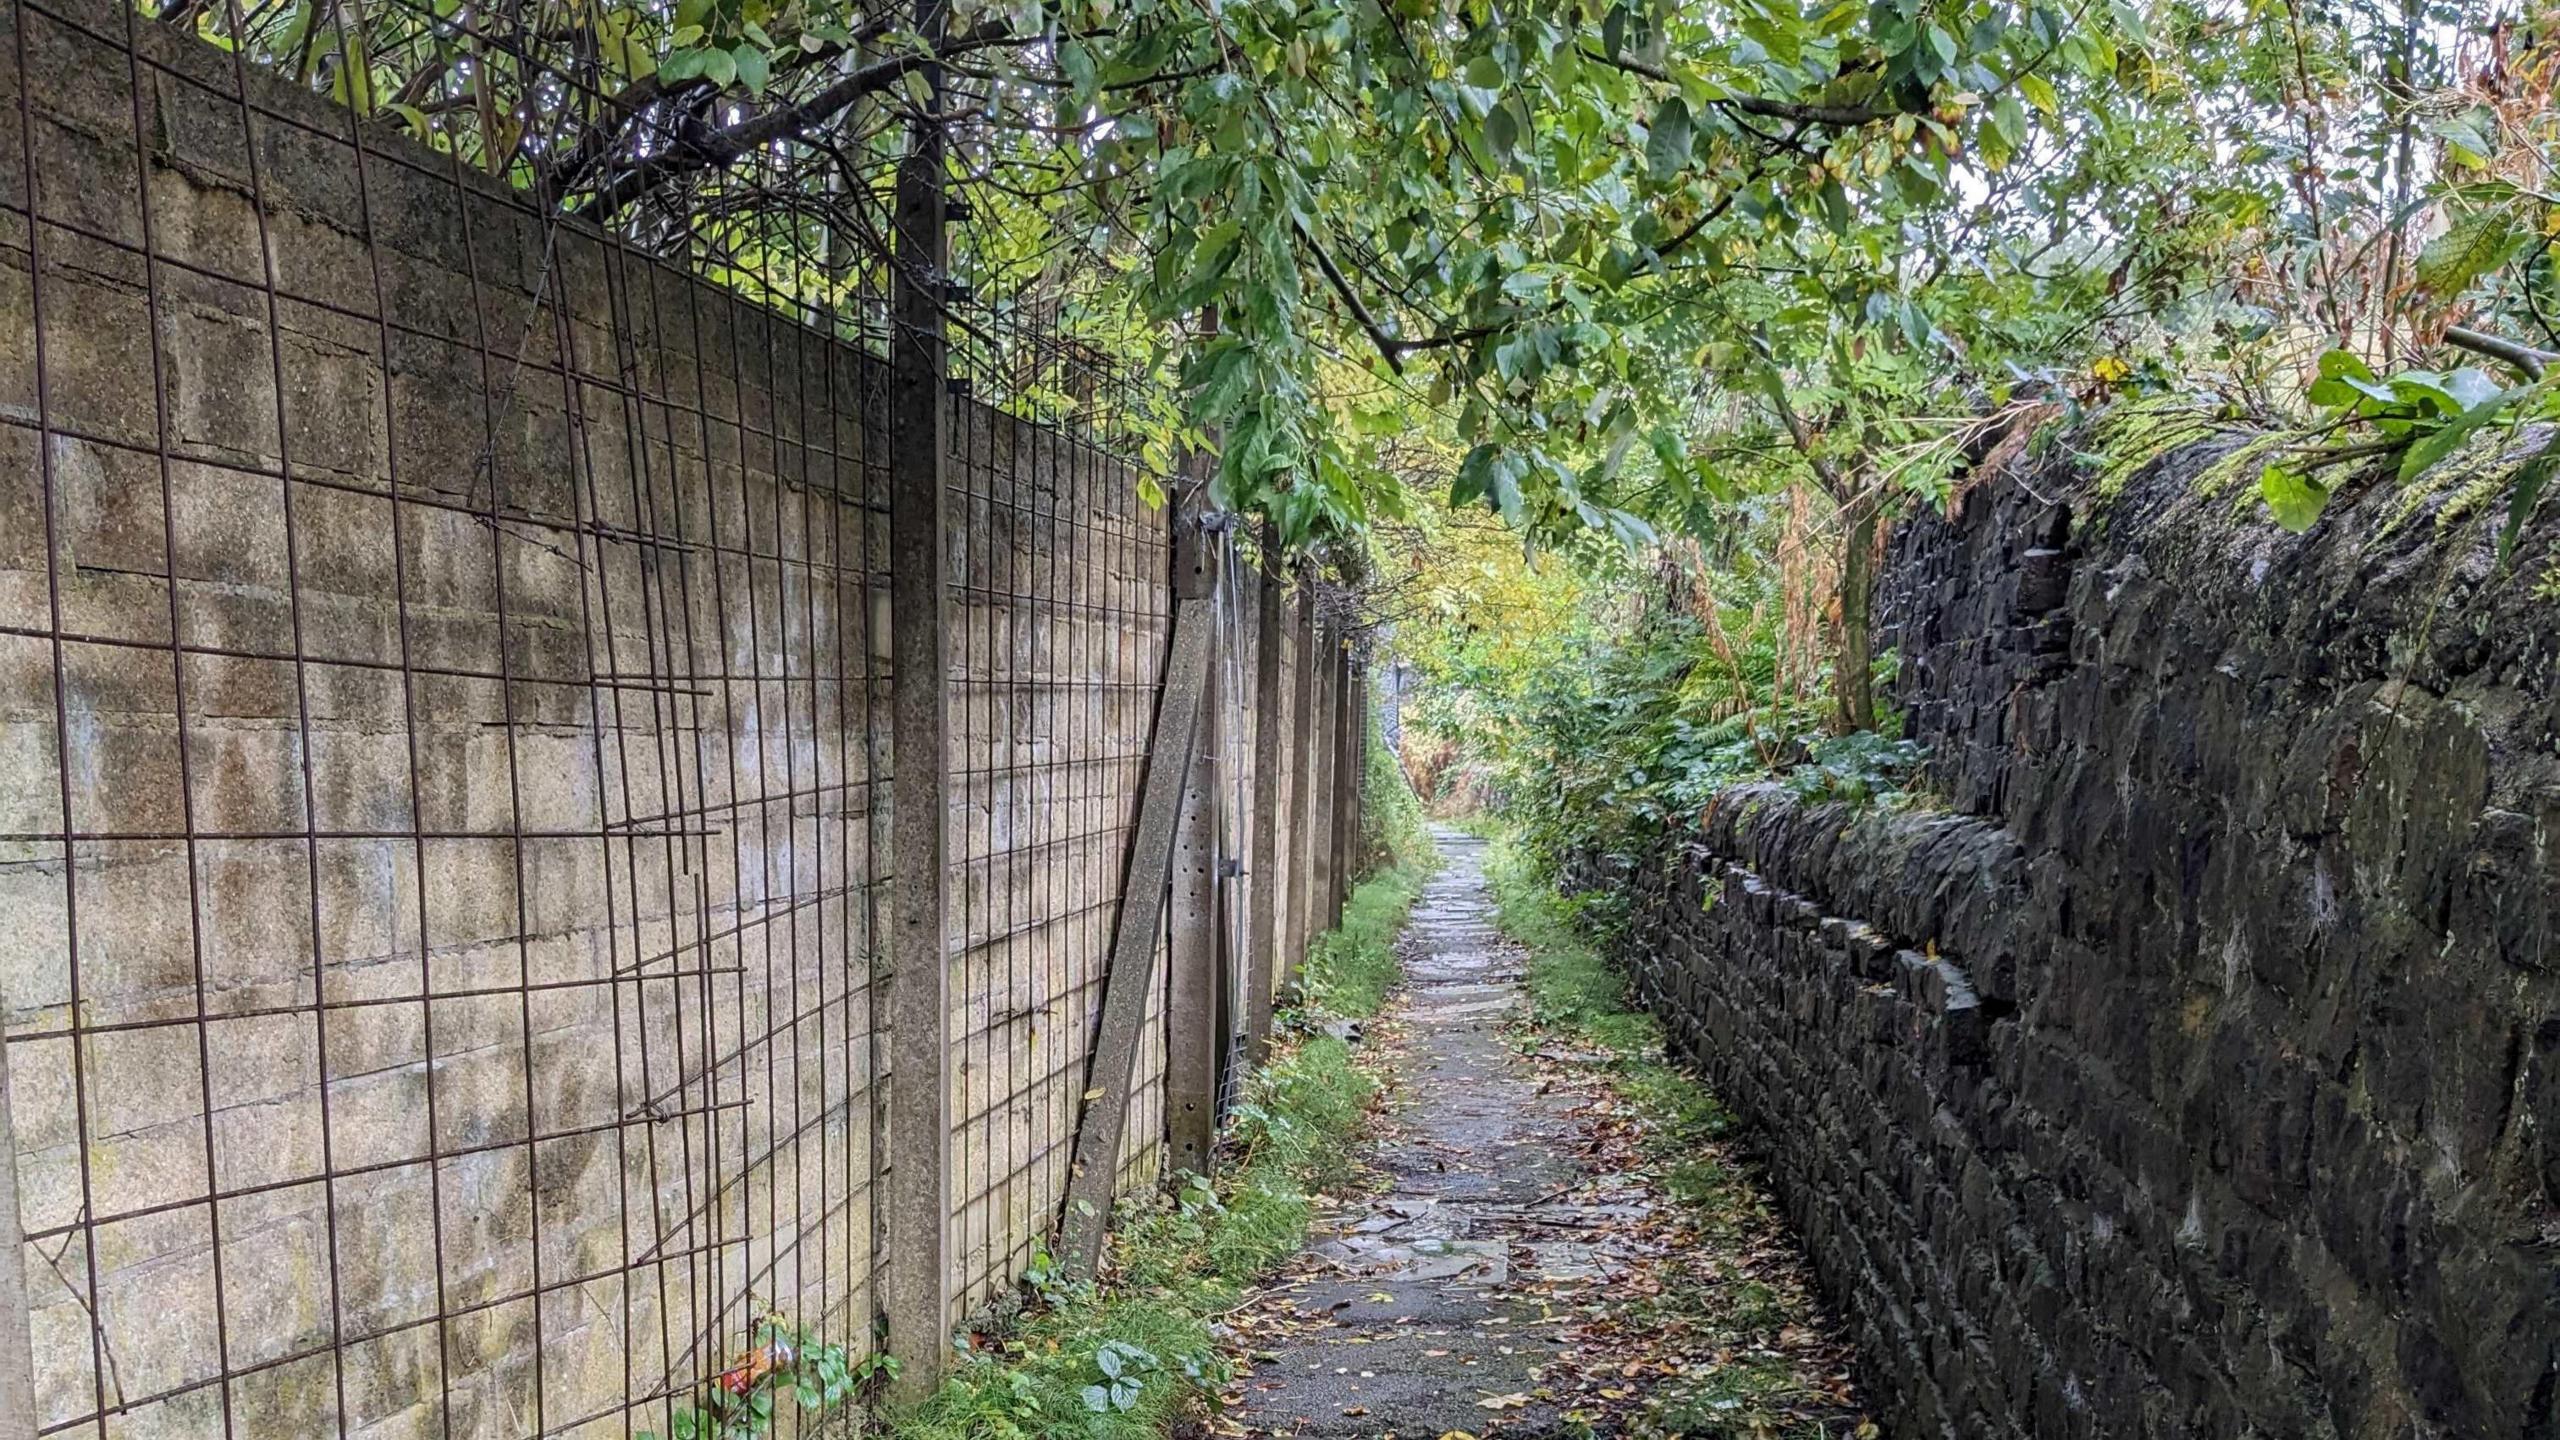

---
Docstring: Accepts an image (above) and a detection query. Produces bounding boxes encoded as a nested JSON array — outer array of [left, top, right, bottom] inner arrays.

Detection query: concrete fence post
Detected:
[[1166, 491, 1220, 1175], [1341, 645, 1361, 912], [1283, 582, 1318, 994], [1244, 527, 1287, 1061], [885, 0, 954, 1394], [1306, 614, 1338, 948]]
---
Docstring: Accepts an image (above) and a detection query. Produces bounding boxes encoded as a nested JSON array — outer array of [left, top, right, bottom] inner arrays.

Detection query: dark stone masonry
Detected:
[[1606, 431, 2560, 1438]]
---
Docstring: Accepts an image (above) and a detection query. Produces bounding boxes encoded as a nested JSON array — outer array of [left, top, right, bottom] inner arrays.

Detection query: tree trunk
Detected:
[[1833, 494, 1879, 734]]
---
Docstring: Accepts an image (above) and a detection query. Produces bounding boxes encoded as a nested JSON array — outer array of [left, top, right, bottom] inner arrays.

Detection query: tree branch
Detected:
[[1577, 45, 1893, 128], [1294, 217, 1408, 374], [569, 21, 1017, 221], [2443, 324, 2556, 380]]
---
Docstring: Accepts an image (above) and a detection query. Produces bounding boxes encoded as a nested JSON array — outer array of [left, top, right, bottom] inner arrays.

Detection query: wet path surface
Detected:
[[1225, 830, 1658, 1438]]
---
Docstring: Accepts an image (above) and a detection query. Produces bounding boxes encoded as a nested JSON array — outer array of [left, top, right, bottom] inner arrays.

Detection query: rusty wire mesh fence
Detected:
[[0, 0, 1332, 1432], [940, 284, 1174, 1314]]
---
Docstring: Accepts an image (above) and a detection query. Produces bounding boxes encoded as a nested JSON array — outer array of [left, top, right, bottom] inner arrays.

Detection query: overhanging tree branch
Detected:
[[569, 20, 1019, 222], [1577, 45, 1894, 128], [1295, 217, 1409, 374], [2444, 324, 2557, 380]]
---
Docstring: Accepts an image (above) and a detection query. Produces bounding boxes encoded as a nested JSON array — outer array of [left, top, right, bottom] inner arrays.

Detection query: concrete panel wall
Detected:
[[0, 0, 1180, 1431]]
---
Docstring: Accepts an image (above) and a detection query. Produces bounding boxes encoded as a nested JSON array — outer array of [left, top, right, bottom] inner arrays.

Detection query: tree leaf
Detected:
[[1485, 99, 1519, 161], [1645, 97, 1692, 181], [2399, 388, 2519, 482], [2260, 463, 2327, 533], [2415, 206, 2528, 300], [2502, 448, 2558, 561], [2305, 348, 2378, 408]]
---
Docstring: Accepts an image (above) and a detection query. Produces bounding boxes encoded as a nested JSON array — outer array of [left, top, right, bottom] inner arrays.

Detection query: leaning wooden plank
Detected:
[[1166, 578, 1222, 1176], [1055, 596, 1214, 1279]]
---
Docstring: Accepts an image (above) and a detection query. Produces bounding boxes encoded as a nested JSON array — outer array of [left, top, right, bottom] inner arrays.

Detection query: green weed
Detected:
[[1293, 858, 1427, 1019]]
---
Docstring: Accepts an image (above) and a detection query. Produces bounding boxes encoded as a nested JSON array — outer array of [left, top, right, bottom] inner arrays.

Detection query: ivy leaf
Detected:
[[732, 44, 769, 96]]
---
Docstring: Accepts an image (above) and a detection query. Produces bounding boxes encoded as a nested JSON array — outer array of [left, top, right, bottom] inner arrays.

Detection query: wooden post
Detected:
[[884, 0, 953, 1394], [1058, 604, 1213, 1276], [1281, 582, 1317, 995], [1165, 494, 1219, 1176], [1244, 527, 1286, 1061]]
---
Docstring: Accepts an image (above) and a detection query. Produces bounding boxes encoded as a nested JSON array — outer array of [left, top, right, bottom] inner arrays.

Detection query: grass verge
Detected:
[[1481, 831, 1868, 1439], [889, 838, 1436, 1440]]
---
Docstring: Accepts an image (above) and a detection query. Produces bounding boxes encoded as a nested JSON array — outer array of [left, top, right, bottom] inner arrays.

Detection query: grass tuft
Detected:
[[1292, 860, 1427, 1020]]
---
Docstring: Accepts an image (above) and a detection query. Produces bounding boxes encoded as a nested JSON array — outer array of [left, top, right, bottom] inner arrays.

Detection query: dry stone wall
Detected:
[[0, 0, 1174, 1432], [1612, 428, 2560, 1439]]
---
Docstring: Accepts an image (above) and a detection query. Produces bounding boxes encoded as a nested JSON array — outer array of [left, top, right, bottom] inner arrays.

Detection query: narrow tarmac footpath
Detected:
[[1219, 830, 1670, 1439]]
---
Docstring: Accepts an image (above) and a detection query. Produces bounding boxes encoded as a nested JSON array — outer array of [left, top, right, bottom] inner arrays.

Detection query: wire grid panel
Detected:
[[0, 0, 917, 1434], [941, 295, 1175, 1313]]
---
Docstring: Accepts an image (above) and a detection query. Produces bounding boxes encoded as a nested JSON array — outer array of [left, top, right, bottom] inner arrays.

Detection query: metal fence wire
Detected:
[[0, 0, 1343, 1433]]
